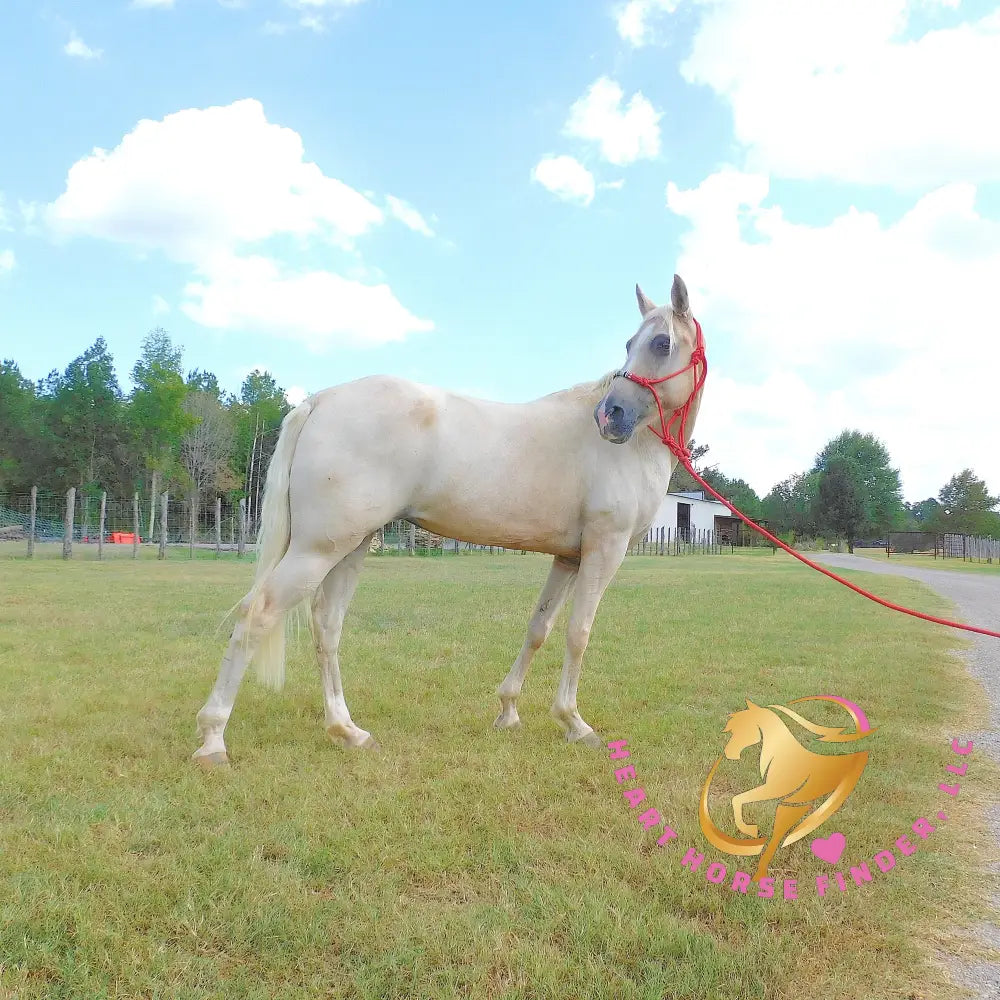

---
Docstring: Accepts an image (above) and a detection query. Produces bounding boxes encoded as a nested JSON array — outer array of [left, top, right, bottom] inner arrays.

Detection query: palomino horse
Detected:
[[193, 275, 704, 765], [699, 700, 871, 880]]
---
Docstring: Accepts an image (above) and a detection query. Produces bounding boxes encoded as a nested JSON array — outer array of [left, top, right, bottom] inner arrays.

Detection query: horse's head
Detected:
[[722, 700, 766, 760], [594, 273, 702, 444]]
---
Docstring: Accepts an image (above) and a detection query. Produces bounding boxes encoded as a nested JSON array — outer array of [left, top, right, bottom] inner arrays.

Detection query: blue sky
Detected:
[[2, 0, 999, 501]]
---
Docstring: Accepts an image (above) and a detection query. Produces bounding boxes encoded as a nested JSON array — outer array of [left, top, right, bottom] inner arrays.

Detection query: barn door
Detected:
[[676, 502, 691, 542]]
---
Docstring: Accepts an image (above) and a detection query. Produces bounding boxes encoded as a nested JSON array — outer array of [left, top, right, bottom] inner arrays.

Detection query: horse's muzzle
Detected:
[[594, 398, 638, 444]]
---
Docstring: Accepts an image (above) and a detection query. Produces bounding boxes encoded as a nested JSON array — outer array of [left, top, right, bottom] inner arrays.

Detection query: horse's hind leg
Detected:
[[312, 534, 377, 750], [495, 556, 578, 730], [193, 549, 340, 766], [752, 803, 811, 882]]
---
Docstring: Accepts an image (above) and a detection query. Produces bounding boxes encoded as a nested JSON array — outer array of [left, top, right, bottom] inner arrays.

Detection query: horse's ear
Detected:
[[635, 284, 656, 317], [671, 273, 690, 316], [745, 698, 757, 710]]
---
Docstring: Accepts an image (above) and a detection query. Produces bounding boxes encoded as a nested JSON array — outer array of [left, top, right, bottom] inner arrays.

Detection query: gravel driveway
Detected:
[[815, 553, 999, 999]]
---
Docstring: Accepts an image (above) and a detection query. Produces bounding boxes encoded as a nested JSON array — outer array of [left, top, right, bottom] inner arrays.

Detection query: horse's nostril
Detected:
[[608, 405, 624, 422]]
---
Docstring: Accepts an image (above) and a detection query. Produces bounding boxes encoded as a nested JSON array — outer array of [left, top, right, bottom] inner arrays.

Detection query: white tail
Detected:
[[249, 399, 314, 690]]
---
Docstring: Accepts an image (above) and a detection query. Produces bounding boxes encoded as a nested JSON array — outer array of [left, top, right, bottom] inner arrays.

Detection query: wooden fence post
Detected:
[[63, 487, 75, 559], [159, 493, 168, 560], [132, 493, 140, 560], [215, 497, 222, 558], [238, 498, 247, 558], [27, 485, 36, 559], [148, 471, 159, 541], [98, 491, 107, 561], [189, 496, 196, 560]]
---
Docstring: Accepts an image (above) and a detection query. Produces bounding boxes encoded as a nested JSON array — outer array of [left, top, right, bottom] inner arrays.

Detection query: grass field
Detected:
[[853, 546, 1000, 575], [0, 551, 994, 999]]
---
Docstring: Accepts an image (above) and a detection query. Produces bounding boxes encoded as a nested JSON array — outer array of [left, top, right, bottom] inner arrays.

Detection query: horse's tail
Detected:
[[249, 398, 314, 691]]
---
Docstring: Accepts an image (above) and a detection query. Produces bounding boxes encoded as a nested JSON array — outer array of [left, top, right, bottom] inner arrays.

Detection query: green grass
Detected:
[[0, 552, 994, 999], [853, 546, 1000, 575]]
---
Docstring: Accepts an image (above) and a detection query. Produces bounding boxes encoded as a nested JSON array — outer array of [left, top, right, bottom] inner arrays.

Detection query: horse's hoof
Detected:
[[357, 734, 380, 751], [570, 730, 603, 750], [194, 750, 230, 769], [493, 713, 521, 730]]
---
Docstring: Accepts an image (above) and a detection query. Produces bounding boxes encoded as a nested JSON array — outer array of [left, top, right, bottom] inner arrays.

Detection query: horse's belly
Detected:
[[410, 508, 582, 558]]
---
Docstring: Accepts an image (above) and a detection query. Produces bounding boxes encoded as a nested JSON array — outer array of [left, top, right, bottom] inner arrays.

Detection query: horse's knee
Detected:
[[566, 623, 591, 659], [526, 618, 551, 652]]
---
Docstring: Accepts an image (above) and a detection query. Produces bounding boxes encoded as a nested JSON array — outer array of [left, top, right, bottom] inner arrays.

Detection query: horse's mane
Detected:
[[768, 704, 850, 742], [543, 372, 617, 402], [755, 704, 848, 778]]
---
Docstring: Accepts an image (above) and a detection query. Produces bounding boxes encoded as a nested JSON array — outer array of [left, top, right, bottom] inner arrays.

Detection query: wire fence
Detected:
[[1, 489, 776, 561], [884, 531, 1000, 563]]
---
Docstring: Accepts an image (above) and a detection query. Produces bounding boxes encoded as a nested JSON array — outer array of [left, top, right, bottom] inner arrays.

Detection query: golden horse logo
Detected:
[[699, 696, 876, 881]]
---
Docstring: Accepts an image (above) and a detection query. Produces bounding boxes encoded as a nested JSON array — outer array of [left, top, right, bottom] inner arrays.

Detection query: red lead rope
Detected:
[[621, 317, 1000, 640]]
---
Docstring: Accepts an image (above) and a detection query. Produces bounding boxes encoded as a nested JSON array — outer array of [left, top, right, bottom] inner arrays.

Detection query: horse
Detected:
[[699, 700, 871, 880], [193, 274, 705, 766]]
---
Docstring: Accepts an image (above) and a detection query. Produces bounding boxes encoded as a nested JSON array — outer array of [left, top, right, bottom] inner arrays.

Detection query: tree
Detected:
[[904, 497, 940, 529], [0, 361, 40, 491], [667, 440, 711, 494], [230, 369, 290, 528], [186, 368, 223, 400], [40, 338, 127, 493], [700, 470, 764, 520], [763, 472, 818, 537], [180, 391, 235, 532], [129, 328, 194, 533], [934, 470, 1000, 537], [812, 430, 904, 536], [814, 456, 866, 552]]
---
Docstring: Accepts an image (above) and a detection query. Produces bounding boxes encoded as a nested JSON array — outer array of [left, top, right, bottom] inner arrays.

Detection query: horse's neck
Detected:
[[758, 715, 798, 775], [631, 426, 679, 489]]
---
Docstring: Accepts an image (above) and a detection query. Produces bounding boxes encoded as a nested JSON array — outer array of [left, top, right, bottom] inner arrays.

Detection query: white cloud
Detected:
[[0, 249, 14, 273], [181, 253, 433, 349], [386, 195, 434, 237], [47, 99, 384, 258], [668, 168, 1000, 499], [531, 155, 595, 206], [564, 77, 661, 165], [678, 1, 1000, 188], [45, 99, 432, 348], [152, 294, 170, 315], [280, 0, 368, 32], [615, 0, 680, 47], [64, 33, 102, 60], [285, 385, 309, 405]]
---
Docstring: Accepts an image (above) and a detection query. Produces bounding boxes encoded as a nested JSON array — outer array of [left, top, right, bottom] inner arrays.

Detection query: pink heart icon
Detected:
[[811, 832, 846, 865]]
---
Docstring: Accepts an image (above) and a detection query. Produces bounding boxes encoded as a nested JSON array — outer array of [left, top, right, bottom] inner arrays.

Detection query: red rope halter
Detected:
[[618, 317, 1000, 640]]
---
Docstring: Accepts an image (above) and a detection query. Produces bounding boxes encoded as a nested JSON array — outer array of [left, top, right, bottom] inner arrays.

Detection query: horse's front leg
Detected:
[[495, 556, 579, 730], [731, 784, 780, 838], [551, 529, 629, 747]]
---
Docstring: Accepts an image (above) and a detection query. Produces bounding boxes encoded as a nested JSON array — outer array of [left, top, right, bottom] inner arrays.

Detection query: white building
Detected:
[[648, 490, 741, 543]]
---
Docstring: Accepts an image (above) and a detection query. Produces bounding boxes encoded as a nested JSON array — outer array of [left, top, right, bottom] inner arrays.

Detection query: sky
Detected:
[[1, 0, 998, 503]]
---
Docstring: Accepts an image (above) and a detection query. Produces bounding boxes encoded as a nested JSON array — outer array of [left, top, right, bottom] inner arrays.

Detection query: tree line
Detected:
[[670, 431, 1000, 550], [3, 334, 997, 550], [0, 330, 292, 529]]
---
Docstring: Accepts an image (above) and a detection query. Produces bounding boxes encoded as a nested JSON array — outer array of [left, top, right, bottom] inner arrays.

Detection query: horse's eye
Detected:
[[625, 336, 636, 354], [651, 334, 671, 354]]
